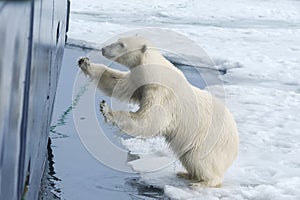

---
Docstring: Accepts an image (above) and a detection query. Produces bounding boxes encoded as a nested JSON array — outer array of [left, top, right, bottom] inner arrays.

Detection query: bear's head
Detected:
[[102, 36, 149, 69]]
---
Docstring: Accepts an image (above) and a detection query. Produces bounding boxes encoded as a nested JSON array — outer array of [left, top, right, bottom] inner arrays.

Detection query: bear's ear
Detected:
[[141, 44, 147, 53]]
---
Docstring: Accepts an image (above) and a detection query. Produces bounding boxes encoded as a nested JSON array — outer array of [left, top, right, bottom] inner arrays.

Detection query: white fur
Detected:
[[78, 36, 239, 187]]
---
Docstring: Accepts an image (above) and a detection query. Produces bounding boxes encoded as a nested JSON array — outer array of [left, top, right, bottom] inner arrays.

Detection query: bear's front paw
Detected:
[[78, 57, 90, 72], [100, 100, 114, 124]]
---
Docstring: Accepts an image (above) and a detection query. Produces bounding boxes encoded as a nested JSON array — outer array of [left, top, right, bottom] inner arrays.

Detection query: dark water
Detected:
[[41, 45, 212, 200]]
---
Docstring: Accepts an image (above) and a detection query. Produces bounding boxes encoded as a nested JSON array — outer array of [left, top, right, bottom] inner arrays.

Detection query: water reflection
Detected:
[[39, 138, 61, 200], [95, 177, 165, 200]]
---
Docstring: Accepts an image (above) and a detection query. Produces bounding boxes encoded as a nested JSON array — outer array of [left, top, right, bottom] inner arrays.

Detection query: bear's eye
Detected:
[[119, 43, 125, 48]]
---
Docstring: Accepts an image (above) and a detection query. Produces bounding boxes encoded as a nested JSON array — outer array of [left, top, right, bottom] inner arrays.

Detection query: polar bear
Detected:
[[77, 36, 239, 187]]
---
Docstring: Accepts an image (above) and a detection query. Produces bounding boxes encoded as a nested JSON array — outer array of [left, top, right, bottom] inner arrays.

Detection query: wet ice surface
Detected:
[[50, 0, 300, 199]]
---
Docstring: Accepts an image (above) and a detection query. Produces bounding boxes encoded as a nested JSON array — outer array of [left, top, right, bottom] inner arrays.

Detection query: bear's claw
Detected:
[[99, 100, 113, 123], [99, 100, 106, 112], [77, 57, 90, 71]]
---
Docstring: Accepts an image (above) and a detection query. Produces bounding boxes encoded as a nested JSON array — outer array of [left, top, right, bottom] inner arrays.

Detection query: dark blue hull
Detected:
[[0, 0, 69, 199]]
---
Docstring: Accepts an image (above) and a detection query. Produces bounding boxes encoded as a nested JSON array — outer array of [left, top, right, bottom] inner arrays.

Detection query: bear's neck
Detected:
[[140, 50, 172, 67], [128, 50, 177, 82]]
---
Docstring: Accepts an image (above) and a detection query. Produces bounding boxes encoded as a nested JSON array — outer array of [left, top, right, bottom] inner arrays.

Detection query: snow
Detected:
[[69, 0, 300, 199]]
